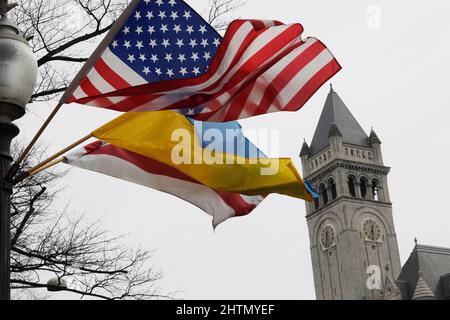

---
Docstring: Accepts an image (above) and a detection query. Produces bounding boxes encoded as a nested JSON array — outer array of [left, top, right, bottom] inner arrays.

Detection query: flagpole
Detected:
[[13, 133, 92, 184], [8, 0, 142, 180], [29, 157, 65, 177], [8, 102, 63, 178]]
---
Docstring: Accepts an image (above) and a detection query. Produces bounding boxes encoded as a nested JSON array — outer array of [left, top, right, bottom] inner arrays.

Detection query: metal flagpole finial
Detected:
[[0, 0, 17, 18]]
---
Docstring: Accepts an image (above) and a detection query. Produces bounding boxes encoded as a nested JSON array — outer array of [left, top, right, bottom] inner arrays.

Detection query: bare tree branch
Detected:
[[9, 142, 169, 300], [207, 0, 246, 32], [36, 22, 114, 66], [39, 56, 88, 65], [10, 0, 128, 102], [31, 87, 68, 100], [11, 186, 46, 247]]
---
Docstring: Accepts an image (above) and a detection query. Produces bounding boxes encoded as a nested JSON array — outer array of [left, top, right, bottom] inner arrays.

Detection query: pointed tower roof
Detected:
[[412, 273, 436, 300], [310, 85, 370, 155], [369, 128, 382, 145], [300, 140, 310, 157]]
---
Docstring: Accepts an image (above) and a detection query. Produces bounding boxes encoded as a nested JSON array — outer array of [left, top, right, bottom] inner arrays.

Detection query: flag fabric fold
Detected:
[[62, 0, 341, 121], [64, 141, 264, 227], [91, 110, 314, 201]]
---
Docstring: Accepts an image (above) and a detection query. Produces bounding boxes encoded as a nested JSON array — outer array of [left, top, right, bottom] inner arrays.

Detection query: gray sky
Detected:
[[16, 0, 450, 299]]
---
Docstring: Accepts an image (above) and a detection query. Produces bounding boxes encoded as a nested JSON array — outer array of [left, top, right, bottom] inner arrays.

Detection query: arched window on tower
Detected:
[[372, 179, 381, 201], [328, 178, 337, 201], [319, 184, 328, 206], [360, 177, 369, 199], [347, 175, 357, 197]]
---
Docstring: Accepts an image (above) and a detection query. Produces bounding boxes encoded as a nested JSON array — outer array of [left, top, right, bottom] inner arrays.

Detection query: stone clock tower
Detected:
[[300, 86, 402, 300]]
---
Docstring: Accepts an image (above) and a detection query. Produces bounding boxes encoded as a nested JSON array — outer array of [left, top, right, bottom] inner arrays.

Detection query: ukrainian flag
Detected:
[[92, 110, 315, 201]]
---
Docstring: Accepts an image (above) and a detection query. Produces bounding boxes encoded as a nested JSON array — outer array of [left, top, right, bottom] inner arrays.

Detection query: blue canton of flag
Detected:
[[110, 0, 222, 82]]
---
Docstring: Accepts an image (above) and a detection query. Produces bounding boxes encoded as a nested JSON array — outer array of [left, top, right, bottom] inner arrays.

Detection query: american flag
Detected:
[[62, 0, 341, 121]]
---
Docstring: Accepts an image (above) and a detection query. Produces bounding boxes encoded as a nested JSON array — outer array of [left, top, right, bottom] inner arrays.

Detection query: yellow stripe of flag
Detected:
[[92, 111, 313, 201]]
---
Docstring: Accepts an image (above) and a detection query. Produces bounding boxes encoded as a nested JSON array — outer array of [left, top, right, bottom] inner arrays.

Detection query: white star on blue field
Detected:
[[110, 0, 222, 82]]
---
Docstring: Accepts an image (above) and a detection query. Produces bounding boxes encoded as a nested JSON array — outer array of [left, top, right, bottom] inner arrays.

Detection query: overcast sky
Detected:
[[16, 0, 450, 299]]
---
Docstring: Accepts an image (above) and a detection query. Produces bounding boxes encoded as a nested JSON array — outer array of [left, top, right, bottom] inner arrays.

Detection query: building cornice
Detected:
[[306, 159, 391, 182], [306, 196, 393, 220]]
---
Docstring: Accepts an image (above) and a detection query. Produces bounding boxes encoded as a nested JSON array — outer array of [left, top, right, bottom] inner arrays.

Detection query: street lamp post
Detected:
[[0, 0, 37, 300]]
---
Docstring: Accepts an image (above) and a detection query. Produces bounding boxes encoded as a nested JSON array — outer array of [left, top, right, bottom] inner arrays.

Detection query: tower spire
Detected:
[[300, 139, 310, 157], [309, 87, 369, 155], [369, 128, 382, 145]]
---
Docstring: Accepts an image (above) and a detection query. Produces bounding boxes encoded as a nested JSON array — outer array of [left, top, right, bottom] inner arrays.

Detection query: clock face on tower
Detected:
[[320, 225, 336, 250], [362, 219, 382, 241]]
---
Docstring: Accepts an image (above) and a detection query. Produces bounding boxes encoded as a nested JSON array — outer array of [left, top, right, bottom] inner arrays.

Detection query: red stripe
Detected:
[[254, 40, 327, 116], [284, 59, 342, 111], [222, 83, 254, 121], [220, 40, 316, 120], [248, 20, 266, 29], [215, 191, 260, 216], [95, 58, 131, 90], [104, 94, 159, 112], [79, 77, 115, 108], [192, 40, 306, 121], [82, 142, 261, 213], [211, 25, 303, 98], [73, 58, 133, 106], [238, 81, 266, 119], [91, 144, 200, 183], [80, 77, 101, 96]]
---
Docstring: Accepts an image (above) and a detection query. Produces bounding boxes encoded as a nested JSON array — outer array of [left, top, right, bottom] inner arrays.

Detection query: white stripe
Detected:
[[86, 68, 127, 105], [240, 195, 264, 206], [66, 152, 236, 226], [205, 38, 306, 120], [254, 38, 317, 85], [262, 20, 278, 27], [72, 86, 88, 100], [87, 68, 116, 93], [237, 81, 266, 119], [205, 25, 298, 97], [274, 48, 334, 110], [101, 48, 147, 86], [202, 92, 231, 111], [236, 38, 318, 117]]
